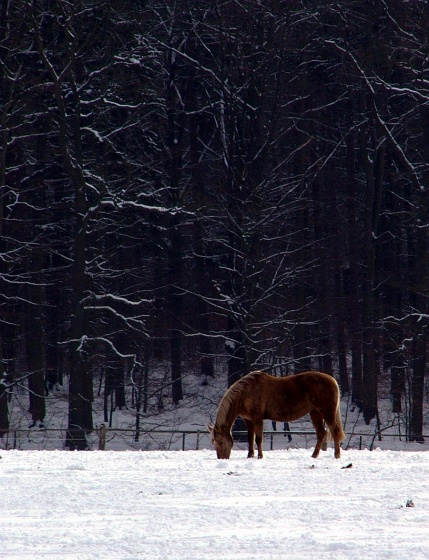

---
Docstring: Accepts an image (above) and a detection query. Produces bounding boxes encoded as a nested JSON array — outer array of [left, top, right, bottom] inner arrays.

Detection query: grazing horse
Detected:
[[208, 370, 345, 460]]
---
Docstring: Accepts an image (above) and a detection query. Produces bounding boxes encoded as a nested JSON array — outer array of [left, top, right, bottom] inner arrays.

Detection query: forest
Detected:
[[0, 0, 428, 449]]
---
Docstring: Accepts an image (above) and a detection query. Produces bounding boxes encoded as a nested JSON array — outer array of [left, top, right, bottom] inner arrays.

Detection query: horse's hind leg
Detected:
[[309, 409, 326, 459], [324, 408, 343, 459], [244, 419, 255, 458], [333, 434, 341, 459], [326, 422, 342, 459]]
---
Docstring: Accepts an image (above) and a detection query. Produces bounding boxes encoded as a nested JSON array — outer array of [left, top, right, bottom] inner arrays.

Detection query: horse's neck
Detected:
[[215, 395, 238, 432]]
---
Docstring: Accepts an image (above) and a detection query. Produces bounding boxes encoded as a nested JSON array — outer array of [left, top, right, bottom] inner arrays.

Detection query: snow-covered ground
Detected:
[[1, 447, 429, 559]]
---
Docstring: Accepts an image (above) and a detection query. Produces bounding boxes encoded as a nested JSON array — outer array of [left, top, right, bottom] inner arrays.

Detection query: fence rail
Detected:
[[2, 426, 428, 452]]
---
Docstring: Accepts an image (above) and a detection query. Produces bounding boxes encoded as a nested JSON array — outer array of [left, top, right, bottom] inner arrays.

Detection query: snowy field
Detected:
[[1, 447, 429, 560]]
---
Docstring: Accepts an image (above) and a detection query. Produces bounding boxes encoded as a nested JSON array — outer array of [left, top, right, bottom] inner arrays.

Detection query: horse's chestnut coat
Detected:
[[209, 371, 345, 460]]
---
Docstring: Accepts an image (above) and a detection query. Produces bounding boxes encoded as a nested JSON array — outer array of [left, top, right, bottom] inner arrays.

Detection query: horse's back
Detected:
[[241, 370, 339, 421], [291, 370, 339, 392]]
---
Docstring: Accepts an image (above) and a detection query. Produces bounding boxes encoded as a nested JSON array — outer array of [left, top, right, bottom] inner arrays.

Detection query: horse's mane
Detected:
[[215, 371, 263, 428]]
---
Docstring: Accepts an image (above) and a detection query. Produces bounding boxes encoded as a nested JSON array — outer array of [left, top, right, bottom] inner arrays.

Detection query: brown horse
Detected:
[[208, 370, 345, 460]]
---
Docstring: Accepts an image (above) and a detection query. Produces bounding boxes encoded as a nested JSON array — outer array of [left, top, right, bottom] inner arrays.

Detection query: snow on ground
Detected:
[[1, 447, 429, 560]]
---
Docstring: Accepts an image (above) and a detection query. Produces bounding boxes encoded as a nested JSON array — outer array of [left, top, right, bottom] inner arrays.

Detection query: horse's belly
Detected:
[[265, 403, 312, 422]]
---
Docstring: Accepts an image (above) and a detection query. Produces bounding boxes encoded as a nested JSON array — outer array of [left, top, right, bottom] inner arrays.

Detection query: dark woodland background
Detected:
[[1, 1, 428, 449]]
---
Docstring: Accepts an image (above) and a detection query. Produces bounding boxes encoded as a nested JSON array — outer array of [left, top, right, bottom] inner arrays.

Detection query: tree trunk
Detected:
[[335, 272, 350, 394], [360, 89, 385, 424], [25, 308, 46, 426], [66, 191, 93, 450], [168, 215, 184, 404], [390, 362, 405, 415], [408, 208, 428, 442], [409, 335, 425, 443], [346, 99, 363, 410], [408, 95, 429, 442], [186, 65, 215, 380], [0, 338, 9, 437]]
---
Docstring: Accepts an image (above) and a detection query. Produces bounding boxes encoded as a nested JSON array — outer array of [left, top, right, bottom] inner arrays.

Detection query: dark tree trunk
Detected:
[[0, 381, 8, 437], [66, 195, 93, 450], [187, 70, 215, 380], [408, 211, 428, 442], [168, 215, 184, 405], [25, 245, 46, 426], [409, 336, 425, 443], [346, 99, 363, 410], [390, 363, 405, 415], [32, 14, 94, 449], [25, 310, 46, 426], [408, 101, 429, 442], [0, 338, 9, 437], [360, 87, 385, 425]]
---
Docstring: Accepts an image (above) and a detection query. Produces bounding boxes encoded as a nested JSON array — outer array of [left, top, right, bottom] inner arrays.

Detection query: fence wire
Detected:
[[1, 426, 428, 452]]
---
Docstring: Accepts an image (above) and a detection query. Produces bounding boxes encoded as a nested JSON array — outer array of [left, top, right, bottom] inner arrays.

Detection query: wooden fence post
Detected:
[[98, 424, 106, 450]]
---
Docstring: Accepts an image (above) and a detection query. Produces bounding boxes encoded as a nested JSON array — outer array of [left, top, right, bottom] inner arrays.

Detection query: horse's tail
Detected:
[[326, 390, 346, 443]]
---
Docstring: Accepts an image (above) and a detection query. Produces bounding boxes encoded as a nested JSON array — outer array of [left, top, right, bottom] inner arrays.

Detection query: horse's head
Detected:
[[208, 424, 233, 459]]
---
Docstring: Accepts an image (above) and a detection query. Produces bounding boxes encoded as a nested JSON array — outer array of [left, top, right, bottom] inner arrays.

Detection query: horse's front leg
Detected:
[[254, 421, 264, 459], [244, 419, 255, 458]]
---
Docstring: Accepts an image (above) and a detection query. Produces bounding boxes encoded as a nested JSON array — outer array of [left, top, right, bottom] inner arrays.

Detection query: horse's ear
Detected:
[[208, 424, 213, 433]]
